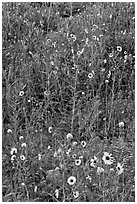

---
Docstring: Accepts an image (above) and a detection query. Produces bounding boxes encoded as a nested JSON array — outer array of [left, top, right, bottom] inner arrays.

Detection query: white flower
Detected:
[[102, 152, 114, 165], [19, 91, 24, 96], [20, 155, 26, 161], [47, 145, 51, 149], [10, 147, 17, 155], [38, 154, 42, 160], [11, 155, 16, 162], [97, 166, 104, 175], [109, 53, 113, 58], [73, 191, 79, 198], [55, 167, 59, 171], [110, 168, 114, 171], [19, 136, 24, 140], [44, 91, 48, 96], [21, 183, 25, 186], [55, 189, 59, 198], [77, 51, 82, 55], [86, 38, 89, 44], [70, 34, 75, 38], [34, 186, 37, 192], [116, 162, 124, 175], [104, 59, 107, 63], [21, 143, 27, 148], [51, 61, 54, 65], [57, 147, 62, 154], [101, 68, 105, 72], [72, 154, 76, 159], [124, 55, 128, 61], [107, 70, 111, 78], [67, 176, 76, 185], [90, 156, 98, 167], [88, 73, 94, 79], [7, 129, 12, 133], [54, 151, 57, 157], [93, 36, 96, 40], [119, 121, 124, 128], [81, 141, 86, 147], [117, 46, 122, 52], [47, 38, 51, 43], [75, 159, 81, 166], [48, 126, 52, 133], [86, 175, 92, 182], [85, 28, 88, 33], [105, 80, 109, 83], [66, 133, 73, 140]]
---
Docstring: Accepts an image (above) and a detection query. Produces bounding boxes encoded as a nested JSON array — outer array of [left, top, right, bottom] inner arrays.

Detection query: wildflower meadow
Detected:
[[2, 2, 135, 202]]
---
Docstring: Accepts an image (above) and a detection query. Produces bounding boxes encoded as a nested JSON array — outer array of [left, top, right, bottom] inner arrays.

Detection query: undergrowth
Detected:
[[2, 2, 135, 202]]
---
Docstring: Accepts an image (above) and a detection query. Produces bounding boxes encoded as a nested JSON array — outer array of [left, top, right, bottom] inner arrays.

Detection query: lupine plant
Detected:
[[2, 2, 135, 202]]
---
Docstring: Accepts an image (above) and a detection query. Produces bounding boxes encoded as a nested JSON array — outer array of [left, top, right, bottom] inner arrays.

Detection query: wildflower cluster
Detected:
[[2, 2, 134, 202]]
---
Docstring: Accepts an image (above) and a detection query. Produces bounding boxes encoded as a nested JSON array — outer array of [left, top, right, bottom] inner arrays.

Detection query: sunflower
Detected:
[[102, 152, 114, 165]]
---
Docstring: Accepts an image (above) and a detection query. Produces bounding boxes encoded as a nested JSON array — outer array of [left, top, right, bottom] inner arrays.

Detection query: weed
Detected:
[[2, 2, 135, 202]]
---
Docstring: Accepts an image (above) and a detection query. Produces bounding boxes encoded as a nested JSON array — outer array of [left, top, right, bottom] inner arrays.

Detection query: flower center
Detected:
[[117, 167, 120, 170]]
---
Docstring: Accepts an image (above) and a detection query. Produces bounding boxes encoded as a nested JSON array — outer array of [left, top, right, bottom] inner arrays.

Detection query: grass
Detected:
[[2, 2, 135, 202]]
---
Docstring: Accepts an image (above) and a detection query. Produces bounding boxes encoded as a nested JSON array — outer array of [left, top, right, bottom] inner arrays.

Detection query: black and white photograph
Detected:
[[2, 2, 135, 202]]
